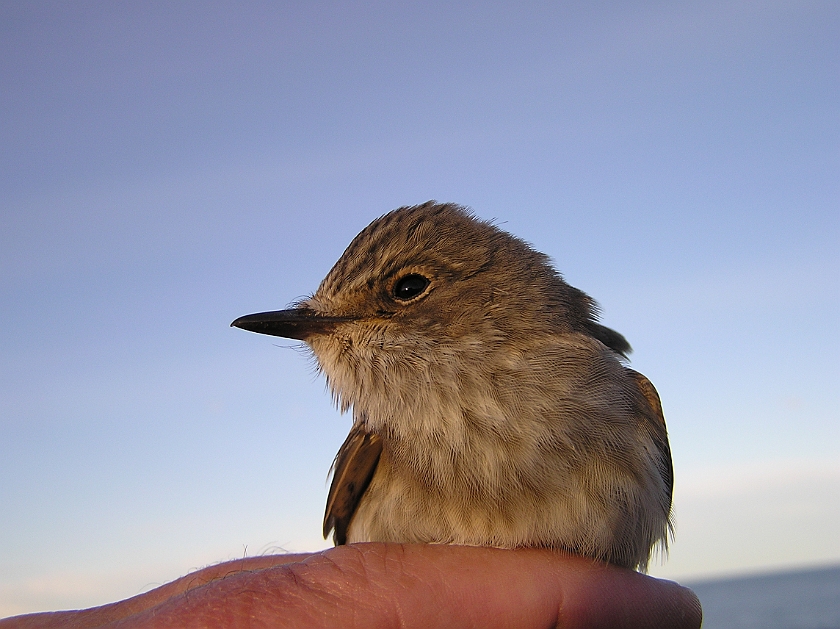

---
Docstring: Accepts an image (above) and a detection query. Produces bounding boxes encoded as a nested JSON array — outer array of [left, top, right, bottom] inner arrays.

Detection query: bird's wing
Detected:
[[628, 369, 673, 505], [323, 424, 383, 545], [585, 321, 632, 357]]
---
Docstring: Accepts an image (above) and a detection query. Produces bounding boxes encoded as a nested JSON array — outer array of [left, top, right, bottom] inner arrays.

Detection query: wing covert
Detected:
[[628, 369, 673, 505], [323, 425, 383, 545]]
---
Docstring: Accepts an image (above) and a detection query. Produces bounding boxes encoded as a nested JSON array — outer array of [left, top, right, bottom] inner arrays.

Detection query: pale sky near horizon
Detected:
[[1, 1, 838, 616]]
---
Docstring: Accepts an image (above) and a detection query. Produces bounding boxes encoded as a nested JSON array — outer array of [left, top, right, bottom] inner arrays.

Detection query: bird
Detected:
[[232, 201, 673, 571]]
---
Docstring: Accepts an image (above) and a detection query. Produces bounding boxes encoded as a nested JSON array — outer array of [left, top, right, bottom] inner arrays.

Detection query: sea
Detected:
[[688, 564, 840, 629]]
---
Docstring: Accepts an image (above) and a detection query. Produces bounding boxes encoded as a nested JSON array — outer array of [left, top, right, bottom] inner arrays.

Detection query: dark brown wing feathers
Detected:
[[628, 369, 674, 504], [323, 425, 383, 544]]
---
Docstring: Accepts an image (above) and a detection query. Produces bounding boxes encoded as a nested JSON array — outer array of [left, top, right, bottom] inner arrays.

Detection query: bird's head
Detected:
[[232, 202, 628, 427]]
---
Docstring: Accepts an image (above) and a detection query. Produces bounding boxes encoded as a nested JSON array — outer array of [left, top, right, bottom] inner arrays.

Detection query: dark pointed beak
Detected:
[[231, 307, 353, 341]]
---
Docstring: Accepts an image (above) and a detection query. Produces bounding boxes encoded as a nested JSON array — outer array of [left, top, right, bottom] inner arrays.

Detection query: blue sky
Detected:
[[1, 1, 838, 616]]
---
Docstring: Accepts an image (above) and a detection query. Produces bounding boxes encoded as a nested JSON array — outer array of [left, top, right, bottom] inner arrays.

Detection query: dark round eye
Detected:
[[393, 274, 430, 301]]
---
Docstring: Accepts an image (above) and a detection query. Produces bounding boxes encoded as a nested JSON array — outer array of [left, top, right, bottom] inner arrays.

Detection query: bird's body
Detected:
[[233, 202, 673, 571]]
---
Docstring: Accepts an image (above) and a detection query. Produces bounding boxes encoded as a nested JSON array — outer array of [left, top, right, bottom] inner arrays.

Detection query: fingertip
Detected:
[[637, 577, 703, 629], [673, 584, 703, 629]]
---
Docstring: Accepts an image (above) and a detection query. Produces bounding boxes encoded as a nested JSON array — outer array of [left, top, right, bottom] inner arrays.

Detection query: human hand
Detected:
[[1, 543, 701, 628]]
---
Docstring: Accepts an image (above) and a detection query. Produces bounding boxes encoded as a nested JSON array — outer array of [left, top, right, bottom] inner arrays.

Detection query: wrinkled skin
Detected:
[[2, 544, 701, 629]]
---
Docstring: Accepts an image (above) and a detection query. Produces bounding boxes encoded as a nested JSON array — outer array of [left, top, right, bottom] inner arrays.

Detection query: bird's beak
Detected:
[[231, 307, 353, 341]]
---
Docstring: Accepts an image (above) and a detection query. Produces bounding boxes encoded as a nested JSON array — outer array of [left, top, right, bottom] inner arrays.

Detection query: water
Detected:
[[689, 564, 840, 629]]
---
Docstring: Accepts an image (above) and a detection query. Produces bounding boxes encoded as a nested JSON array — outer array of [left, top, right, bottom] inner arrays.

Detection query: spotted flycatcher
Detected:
[[233, 202, 673, 570]]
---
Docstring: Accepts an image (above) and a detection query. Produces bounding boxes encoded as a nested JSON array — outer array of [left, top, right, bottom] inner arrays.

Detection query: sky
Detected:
[[1, 0, 838, 617]]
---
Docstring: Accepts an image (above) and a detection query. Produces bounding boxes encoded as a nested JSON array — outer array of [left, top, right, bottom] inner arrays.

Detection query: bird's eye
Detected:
[[392, 274, 430, 301]]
